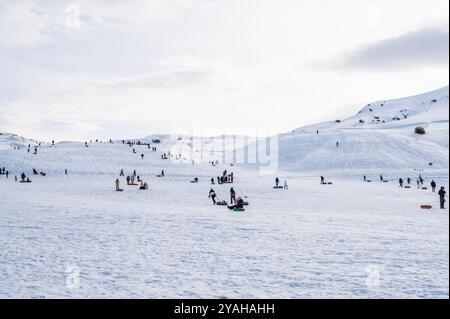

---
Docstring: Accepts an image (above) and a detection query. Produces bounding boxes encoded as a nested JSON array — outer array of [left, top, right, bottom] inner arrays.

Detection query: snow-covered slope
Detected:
[[275, 86, 449, 175], [0, 132, 42, 151]]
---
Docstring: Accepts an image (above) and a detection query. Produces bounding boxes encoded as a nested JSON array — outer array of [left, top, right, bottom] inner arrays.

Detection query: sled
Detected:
[[116, 189, 124, 192], [327, 182, 333, 185], [420, 205, 432, 209], [273, 186, 283, 189], [216, 201, 228, 206], [244, 202, 249, 206], [128, 183, 139, 186], [40, 172, 46, 176], [366, 180, 372, 183], [404, 186, 411, 189], [422, 187, 428, 190], [20, 181, 32, 183], [232, 208, 246, 212]]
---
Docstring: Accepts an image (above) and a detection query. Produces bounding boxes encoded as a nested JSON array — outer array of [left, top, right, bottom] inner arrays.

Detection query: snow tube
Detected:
[[420, 205, 432, 209]]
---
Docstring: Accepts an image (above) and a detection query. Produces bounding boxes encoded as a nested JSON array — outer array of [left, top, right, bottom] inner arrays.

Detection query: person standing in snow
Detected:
[[115, 179, 121, 191], [363, 175, 367, 182], [321, 176, 325, 185], [336, 141, 339, 148], [275, 177, 280, 187], [438, 187, 447, 209], [399, 178, 404, 188], [380, 175, 383, 182], [416, 179, 421, 189], [431, 180, 437, 193], [209, 189, 217, 205], [284, 180, 288, 190], [120, 169, 124, 177], [230, 188, 236, 204], [407, 177, 411, 184]]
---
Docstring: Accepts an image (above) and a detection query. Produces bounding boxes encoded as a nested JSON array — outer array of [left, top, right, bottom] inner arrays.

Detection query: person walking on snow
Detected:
[[284, 180, 288, 190], [275, 177, 280, 187], [431, 180, 437, 193], [230, 187, 236, 204], [438, 187, 447, 209], [399, 178, 404, 188], [115, 179, 121, 191], [209, 189, 217, 205]]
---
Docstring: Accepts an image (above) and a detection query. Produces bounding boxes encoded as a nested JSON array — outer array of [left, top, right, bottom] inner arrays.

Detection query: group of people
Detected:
[[0, 167, 9, 178], [116, 169, 150, 191], [369, 174, 447, 210], [275, 177, 288, 189], [216, 170, 234, 184], [208, 187, 245, 210]]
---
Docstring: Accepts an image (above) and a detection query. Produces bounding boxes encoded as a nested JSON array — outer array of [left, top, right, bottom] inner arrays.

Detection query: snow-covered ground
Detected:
[[0, 86, 448, 298]]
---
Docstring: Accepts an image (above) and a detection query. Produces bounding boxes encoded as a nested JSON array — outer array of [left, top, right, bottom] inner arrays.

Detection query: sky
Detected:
[[0, 0, 448, 141]]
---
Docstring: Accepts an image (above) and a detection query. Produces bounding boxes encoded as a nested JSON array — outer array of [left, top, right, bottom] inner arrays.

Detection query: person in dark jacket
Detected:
[[399, 178, 404, 188], [228, 197, 245, 210], [275, 177, 280, 187], [230, 188, 236, 204], [209, 189, 217, 205], [431, 180, 437, 193], [438, 187, 446, 209]]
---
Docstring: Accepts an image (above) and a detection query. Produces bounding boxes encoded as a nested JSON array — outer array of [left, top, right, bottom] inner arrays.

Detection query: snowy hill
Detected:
[[275, 86, 449, 175], [0, 87, 448, 299], [0, 132, 42, 151]]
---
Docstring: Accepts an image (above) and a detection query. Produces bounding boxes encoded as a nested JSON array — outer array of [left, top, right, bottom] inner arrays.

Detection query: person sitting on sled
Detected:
[[139, 182, 148, 190], [228, 197, 244, 210]]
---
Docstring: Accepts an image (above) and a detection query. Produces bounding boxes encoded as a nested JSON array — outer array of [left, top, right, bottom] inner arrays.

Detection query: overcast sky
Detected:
[[0, 0, 448, 141]]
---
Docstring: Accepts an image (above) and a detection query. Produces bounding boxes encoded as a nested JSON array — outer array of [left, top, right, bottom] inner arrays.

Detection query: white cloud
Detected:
[[0, 0, 448, 141], [0, 1, 54, 48]]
